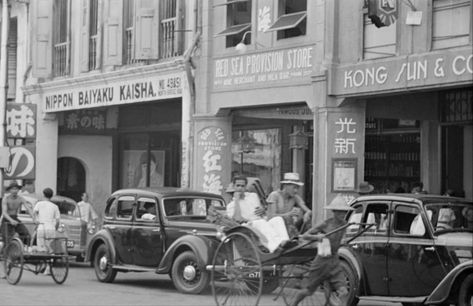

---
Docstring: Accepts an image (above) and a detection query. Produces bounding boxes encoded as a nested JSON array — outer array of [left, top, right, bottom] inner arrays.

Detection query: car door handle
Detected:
[[352, 244, 359, 249], [425, 246, 435, 251], [152, 228, 161, 232]]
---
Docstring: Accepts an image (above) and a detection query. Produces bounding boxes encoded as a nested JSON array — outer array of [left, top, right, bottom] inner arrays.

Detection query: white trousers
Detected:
[[37, 223, 56, 252], [248, 217, 289, 252]]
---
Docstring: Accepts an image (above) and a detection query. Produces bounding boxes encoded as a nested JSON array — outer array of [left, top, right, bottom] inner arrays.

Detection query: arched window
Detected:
[[57, 157, 85, 201]]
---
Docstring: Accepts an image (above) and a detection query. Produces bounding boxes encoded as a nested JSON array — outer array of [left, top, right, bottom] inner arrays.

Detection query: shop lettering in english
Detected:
[[213, 46, 313, 89], [43, 73, 183, 113], [333, 48, 473, 96]]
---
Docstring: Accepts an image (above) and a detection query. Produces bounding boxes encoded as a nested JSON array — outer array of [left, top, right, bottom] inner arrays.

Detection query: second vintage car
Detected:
[[86, 187, 226, 294]]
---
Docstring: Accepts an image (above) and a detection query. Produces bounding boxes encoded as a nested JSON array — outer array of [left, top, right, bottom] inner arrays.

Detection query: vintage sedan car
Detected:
[[339, 194, 472, 306], [86, 188, 226, 294], [9, 194, 97, 261]]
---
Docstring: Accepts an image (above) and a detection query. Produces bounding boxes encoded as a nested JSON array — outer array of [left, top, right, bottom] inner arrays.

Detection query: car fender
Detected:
[[338, 246, 362, 280], [157, 235, 216, 274], [85, 229, 117, 264], [425, 259, 473, 304]]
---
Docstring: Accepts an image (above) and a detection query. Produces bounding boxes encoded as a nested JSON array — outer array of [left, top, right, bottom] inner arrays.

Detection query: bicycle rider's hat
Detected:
[[6, 181, 22, 191], [325, 195, 354, 211]]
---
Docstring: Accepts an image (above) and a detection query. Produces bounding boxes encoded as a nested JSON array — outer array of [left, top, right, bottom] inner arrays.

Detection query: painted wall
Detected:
[[58, 135, 113, 217]]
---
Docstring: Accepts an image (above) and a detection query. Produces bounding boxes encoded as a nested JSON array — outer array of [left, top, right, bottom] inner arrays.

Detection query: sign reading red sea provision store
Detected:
[[213, 46, 314, 89]]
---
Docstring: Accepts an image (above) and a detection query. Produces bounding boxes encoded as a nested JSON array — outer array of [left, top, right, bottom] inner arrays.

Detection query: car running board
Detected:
[[359, 296, 426, 303], [112, 264, 156, 273]]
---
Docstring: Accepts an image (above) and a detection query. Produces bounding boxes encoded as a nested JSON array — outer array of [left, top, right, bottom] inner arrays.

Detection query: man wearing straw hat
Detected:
[[265, 173, 312, 236], [290, 194, 354, 306], [1, 182, 36, 247]]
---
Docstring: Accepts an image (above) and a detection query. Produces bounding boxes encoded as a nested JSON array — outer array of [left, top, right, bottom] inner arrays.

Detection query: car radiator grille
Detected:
[[68, 225, 85, 246]]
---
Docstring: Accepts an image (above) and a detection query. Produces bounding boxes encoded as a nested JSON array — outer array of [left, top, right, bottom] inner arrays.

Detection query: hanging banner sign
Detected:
[[43, 72, 183, 113], [6, 103, 37, 139], [4, 145, 36, 180]]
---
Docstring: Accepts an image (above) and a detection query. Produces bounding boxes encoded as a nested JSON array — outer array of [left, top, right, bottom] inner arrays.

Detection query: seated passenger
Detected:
[[142, 202, 157, 221], [266, 173, 312, 237], [226, 176, 289, 253], [437, 208, 456, 230]]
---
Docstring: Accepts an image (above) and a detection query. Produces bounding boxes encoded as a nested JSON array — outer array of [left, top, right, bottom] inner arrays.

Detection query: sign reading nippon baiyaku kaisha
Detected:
[[43, 72, 183, 113]]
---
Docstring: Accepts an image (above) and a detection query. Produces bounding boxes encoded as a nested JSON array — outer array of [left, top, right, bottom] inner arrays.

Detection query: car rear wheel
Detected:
[[93, 244, 117, 283], [458, 274, 473, 306], [172, 251, 209, 294]]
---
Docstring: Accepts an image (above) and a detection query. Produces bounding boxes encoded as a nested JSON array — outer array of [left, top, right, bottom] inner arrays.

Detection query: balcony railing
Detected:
[[53, 41, 70, 77], [160, 17, 179, 59]]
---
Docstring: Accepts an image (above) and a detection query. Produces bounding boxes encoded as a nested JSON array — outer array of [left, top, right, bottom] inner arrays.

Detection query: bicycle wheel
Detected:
[[4, 239, 24, 285], [211, 232, 263, 306], [50, 255, 69, 284]]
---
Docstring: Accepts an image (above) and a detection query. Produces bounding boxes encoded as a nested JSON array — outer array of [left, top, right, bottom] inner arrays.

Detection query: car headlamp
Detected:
[[57, 223, 66, 233], [88, 224, 96, 234]]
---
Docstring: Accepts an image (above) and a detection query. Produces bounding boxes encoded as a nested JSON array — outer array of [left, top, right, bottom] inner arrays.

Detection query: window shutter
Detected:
[[32, 0, 53, 78], [103, 0, 123, 66], [7, 18, 18, 99], [79, 0, 90, 72], [175, 0, 184, 56], [134, 0, 159, 60], [95, 0, 104, 69]]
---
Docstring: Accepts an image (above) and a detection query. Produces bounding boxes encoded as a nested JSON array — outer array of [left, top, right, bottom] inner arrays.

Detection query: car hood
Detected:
[[435, 232, 473, 247]]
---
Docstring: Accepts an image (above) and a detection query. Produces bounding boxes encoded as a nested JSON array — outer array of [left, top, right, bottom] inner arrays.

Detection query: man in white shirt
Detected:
[[76, 193, 98, 229], [227, 176, 289, 253], [34, 188, 60, 253]]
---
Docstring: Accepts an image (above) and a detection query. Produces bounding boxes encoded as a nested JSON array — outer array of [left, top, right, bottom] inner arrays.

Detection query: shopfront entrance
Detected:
[[57, 157, 86, 201]]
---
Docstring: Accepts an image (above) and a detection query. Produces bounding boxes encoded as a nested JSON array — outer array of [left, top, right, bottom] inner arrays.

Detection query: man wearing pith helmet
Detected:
[[291, 195, 354, 306]]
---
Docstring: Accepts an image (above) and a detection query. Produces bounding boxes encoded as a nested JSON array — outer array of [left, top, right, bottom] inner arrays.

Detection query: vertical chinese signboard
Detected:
[[330, 112, 364, 193], [197, 126, 230, 195], [4, 104, 37, 180]]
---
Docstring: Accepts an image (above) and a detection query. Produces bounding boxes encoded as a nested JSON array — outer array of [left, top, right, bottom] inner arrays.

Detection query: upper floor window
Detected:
[[267, 0, 307, 40], [363, 14, 396, 59], [216, 0, 252, 48], [53, 0, 71, 77], [432, 0, 472, 50], [160, 0, 182, 58], [89, 0, 99, 70], [7, 18, 17, 100]]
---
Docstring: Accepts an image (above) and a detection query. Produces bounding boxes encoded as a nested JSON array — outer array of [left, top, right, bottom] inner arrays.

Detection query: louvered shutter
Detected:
[[32, 0, 53, 78], [79, 0, 90, 72], [7, 18, 17, 99], [134, 0, 159, 60], [103, 0, 123, 66], [94, 0, 103, 69]]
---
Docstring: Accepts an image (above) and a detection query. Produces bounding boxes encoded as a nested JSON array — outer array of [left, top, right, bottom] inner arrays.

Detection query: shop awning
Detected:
[[215, 23, 251, 37], [266, 11, 307, 32]]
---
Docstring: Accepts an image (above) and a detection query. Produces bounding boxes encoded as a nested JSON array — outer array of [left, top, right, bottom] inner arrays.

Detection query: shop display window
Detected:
[[364, 118, 420, 194], [232, 128, 281, 195]]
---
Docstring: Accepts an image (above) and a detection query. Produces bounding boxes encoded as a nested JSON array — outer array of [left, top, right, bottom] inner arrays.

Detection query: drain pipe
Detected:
[[181, 30, 201, 189]]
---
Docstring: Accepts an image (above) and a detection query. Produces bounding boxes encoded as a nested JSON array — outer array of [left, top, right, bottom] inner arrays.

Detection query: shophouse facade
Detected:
[[193, 0, 472, 223], [21, 0, 199, 213]]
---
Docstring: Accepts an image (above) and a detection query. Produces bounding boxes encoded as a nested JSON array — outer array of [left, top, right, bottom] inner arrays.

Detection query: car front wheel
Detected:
[[171, 251, 209, 294], [458, 274, 473, 306], [93, 244, 117, 283], [340, 261, 359, 306]]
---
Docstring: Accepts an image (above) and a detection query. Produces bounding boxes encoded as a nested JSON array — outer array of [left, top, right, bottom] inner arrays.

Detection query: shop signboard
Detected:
[[4, 145, 36, 180], [43, 72, 183, 113], [331, 47, 473, 97], [60, 110, 110, 133], [213, 45, 314, 90], [196, 126, 230, 195], [6, 103, 36, 139]]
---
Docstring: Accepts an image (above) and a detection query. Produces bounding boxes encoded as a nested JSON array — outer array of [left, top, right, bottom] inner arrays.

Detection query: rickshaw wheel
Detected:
[[211, 232, 263, 306], [4, 239, 24, 285], [50, 256, 69, 284]]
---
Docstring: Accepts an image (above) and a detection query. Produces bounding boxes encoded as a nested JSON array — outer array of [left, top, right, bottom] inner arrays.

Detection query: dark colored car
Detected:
[[0, 194, 97, 261], [339, 194, 473, 306], [86, 188, 226, 294]]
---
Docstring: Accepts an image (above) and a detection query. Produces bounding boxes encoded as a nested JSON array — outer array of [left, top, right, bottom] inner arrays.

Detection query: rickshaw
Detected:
[[1, 224, 69, 285], [207, 220, 374, 306]]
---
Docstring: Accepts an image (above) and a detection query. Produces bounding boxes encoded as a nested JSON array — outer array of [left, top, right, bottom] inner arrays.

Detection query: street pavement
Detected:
[[0, 262, 401, 306]]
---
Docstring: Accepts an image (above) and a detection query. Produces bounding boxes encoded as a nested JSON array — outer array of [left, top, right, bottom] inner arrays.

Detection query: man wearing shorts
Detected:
[[290, 195, 354, 306]]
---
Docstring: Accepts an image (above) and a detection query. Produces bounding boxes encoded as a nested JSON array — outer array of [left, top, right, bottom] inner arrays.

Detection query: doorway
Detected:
[[57, 157, 86, 201]]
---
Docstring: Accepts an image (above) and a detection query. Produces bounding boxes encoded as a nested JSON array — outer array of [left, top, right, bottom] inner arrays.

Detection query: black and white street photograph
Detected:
[[0, 0, 472, 305]]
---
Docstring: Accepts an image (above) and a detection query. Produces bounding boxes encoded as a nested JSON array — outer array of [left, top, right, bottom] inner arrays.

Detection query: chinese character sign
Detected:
[[61, 110, 107, 133], [197, 126, 228, 195], [334, 117, 358, 155], [6, 103, 37, 139]]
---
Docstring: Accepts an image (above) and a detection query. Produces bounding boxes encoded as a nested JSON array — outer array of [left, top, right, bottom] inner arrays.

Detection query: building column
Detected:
[[312, 101, 366, 224], [192, 115, 232, 197]]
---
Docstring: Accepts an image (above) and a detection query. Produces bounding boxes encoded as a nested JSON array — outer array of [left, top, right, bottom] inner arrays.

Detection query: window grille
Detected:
[[53, 0, 70, 77]]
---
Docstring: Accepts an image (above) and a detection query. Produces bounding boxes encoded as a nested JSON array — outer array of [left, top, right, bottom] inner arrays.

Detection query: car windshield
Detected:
[[425, 202, 473, 234], [163, 197, 225, 218], [53, 201, 77, 216]]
